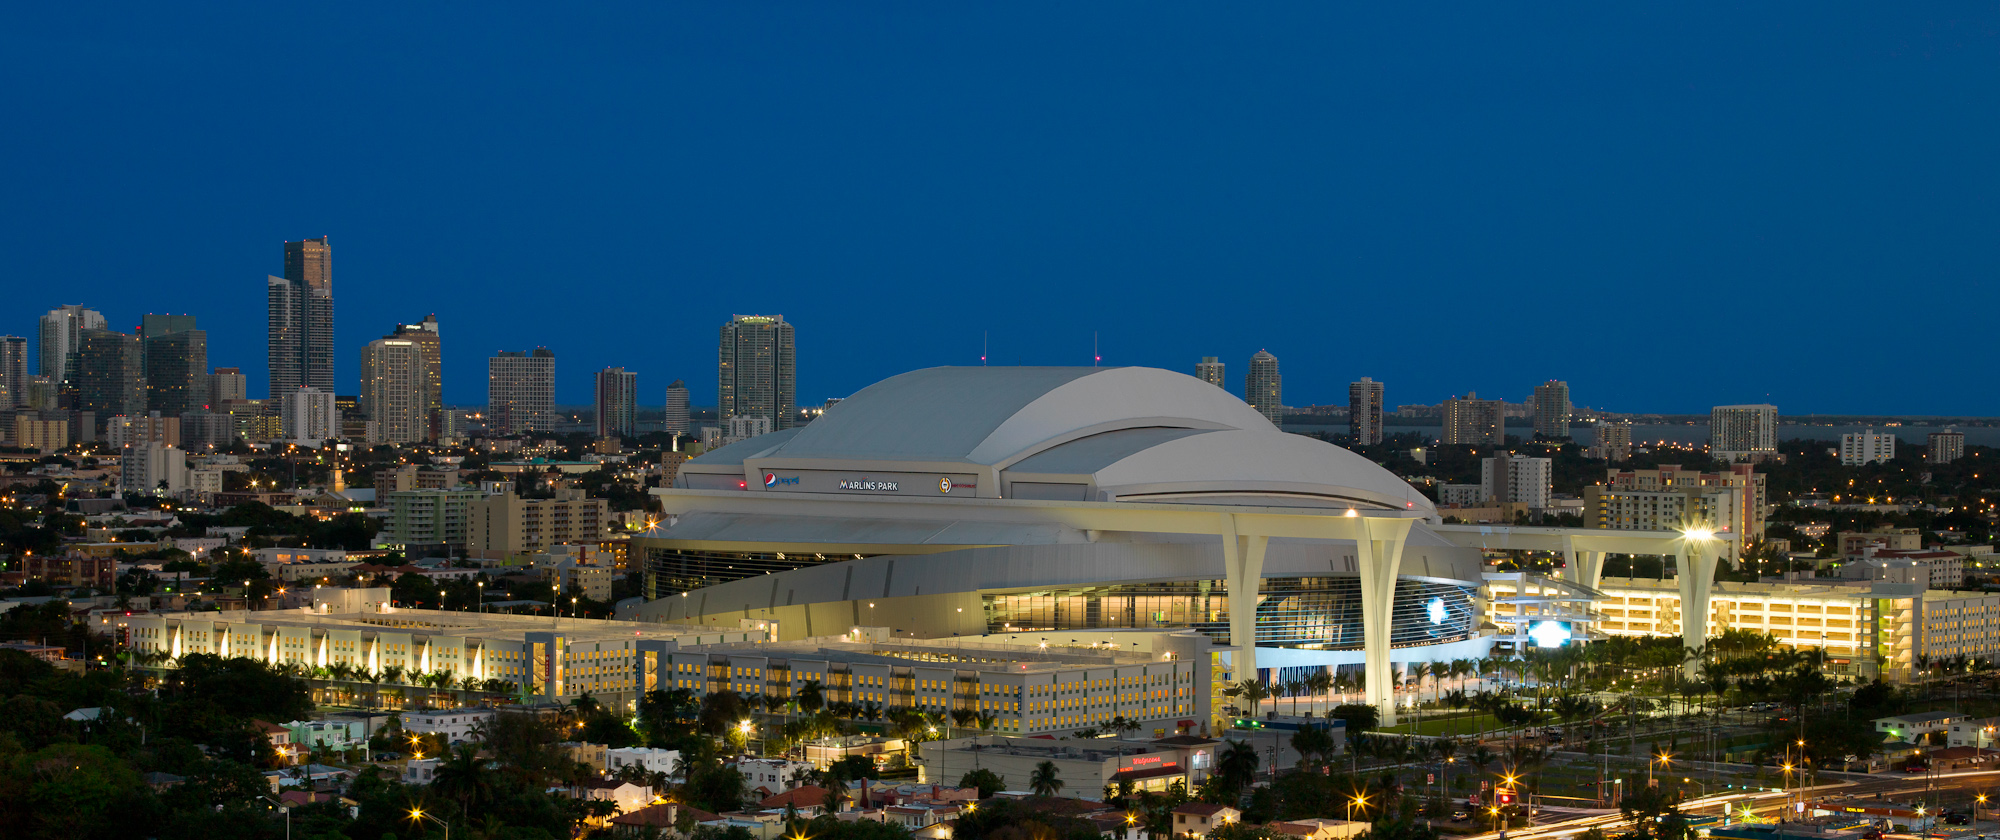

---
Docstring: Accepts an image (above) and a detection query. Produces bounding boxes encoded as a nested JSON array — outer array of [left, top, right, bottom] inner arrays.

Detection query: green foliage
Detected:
[[1618, 779, 1696, 840], [1028, 759, 1064, 797], [952, 798, 1101, 840], [1332, 703, 1380, 732], [681, 764, 748, 814], [958, 767, 1005, 797]]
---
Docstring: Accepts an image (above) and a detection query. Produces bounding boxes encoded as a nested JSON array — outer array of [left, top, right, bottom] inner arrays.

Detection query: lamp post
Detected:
[[409, 807, 449, 839], [1348, 793, 1368, 822]]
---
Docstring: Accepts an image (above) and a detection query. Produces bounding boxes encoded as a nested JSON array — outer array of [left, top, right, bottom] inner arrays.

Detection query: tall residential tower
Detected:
[[1196, 357, 1225, 388], [1245, 350, 1282, 425], [1348, 377, 1384, 445], [719, 315, 796, 431], [595, 367, 638, 439], [487, 349, 555, 435], [1532, 380, 1571, 440], [1710, 404, 1778, 461], [664, 380, 691, 435], [390, 315, 442, 440], [268, 236, 335, 397], [38, 305, 106, 384]]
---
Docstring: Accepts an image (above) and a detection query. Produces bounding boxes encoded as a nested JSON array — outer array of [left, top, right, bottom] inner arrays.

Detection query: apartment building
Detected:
[[466, 487, 609, 561], [1841, 429, 1897, 466], [381, 489, 485, 555]]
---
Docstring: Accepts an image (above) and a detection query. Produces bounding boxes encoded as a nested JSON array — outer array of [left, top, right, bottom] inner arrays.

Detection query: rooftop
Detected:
[[160, 607, 757, 646], [681, 636, 1162, 674]]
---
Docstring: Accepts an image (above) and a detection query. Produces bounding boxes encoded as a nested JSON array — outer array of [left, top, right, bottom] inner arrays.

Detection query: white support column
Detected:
[[1675, 539, 1717, 678], [1356, 517, 1414, 726], [1562, 534, 1606, 591], [1221, 514, 1270, 686]]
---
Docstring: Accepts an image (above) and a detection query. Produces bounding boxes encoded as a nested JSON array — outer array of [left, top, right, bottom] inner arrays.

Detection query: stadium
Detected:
[[621, 366, 1719, 722]]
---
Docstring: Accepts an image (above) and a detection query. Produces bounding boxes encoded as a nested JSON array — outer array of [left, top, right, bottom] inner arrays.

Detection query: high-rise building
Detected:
[[390, 315, 443, 441], [1196, 357, 1225, 388], [1349, 377, 1384, 445], [210, 367, 248, 404], [595, 367, 638, 439], [1245, 350, 1282, 425], [120, 441, 191, 497], [1592, 419, 1633, 461], [488, 348, 555, 435], [281, 386, 339, 444], [1930, 429, 1966, 465], [1532, 380, 1571, 440], [144, 326, 208, 416], [360, 337, 426, 444], [664, 380, 691, 435], [1840, 429, 1897, 466], [75, 329, 144, 420], [0, 336, 27, 408], [1481, 454, 1552, 509], [1710, 404, 1778, 461], [268, 236, 335, 397], [1441, 393, 1503, 446], [38, 305, 106, 383], [718, 315, 796, 431]]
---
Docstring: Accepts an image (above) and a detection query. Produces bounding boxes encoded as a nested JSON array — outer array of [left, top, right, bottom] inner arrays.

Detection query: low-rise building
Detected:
[[1171, 803, 1244, 836], [735, 756, 815, 797], [24, 552, 114, 589], [920, 735, 1220, 800], [1946, 716, 2000, 749], [401, 708, 496, 744], [607, 747, 679, 777], [1877, 712, 1961, 744]]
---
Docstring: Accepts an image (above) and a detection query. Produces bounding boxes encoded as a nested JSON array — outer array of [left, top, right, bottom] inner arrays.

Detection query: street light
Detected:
[[1348, 794, 1369, 821], [408, 808, 449, 839]]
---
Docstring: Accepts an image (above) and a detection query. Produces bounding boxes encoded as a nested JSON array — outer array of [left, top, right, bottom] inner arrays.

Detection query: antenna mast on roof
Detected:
[[1093, 332, 1100, 367], [981, 331, 987, 366]]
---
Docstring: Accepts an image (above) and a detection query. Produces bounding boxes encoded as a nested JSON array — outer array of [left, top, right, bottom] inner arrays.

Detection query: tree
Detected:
[[959, 768, 1005, 798], [1029, 760, 1064, 797], [430, 744, 495, 814], [1215, 739, 1260, 797], [1332, 704, 1380, 733], [1619, 779, 1695, 840], [1235, 680, 1272, 716]]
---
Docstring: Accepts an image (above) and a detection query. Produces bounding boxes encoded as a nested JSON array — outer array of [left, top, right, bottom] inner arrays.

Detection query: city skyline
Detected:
[[4, 7, 1997, 414]]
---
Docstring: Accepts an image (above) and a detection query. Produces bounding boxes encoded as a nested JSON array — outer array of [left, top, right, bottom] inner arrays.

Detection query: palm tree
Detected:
[[431, 744, 494, 814], [1307, 670, 1334, 715], [1286, 679, 1308, 716], [1234, 680, 1271, 717], [1029, 760, 1064, 797]]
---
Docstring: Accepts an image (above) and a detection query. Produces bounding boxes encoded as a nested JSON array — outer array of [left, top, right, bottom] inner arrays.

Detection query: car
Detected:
[[1945, 814, 1971, 825], [1452, 811, 1470, 822]]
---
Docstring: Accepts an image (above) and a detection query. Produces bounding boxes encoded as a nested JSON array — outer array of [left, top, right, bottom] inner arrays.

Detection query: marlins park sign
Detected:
[[837, 479, 899, 491]]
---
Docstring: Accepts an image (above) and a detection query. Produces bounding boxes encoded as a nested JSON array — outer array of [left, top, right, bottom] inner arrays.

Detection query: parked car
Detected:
[[1452, 811, 1470, 822]]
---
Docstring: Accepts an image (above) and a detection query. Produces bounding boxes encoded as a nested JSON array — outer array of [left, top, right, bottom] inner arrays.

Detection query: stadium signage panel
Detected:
[[838, 479, 899, 491]]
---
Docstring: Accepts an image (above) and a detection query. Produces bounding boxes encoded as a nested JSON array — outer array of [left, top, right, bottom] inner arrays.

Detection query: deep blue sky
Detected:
[[5, 6, 1998, 413]]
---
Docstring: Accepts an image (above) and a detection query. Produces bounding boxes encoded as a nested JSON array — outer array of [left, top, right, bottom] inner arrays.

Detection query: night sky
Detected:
[[5, 6, 1997, 413]]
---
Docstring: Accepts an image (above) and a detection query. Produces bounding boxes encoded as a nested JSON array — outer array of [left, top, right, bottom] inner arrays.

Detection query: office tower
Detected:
[[390, 315, 443, 440], [1930, 429, 1966, 465], [1441, 392, 1504, 446], [595, 367, 638, 438], [718, 314, 796, 431], [360, 337, 426, 444], [144, 327, 208, 416], [139, 314, 198, 343], [488, 348, 555, 435], [210, 367, 248, 404], [1710, 404, 1778, 461], [1840, 429, 1896, 466], [268, 236, 335, 397], [1349, 377, 1385, 445], [281, 386, 338, 444], [1245, 350, 1282, 425], [0, 336, 27, 408], [1532, 380, 1571, 440], [75, 329, 144, 419], [664, 379, 691, 435], [23, 376, 57, 410], [1196, 357, 1225, 388], [1592, 419, 1633, 461], [1481, 454, 1552, 509], [38, 305, 107, 383]]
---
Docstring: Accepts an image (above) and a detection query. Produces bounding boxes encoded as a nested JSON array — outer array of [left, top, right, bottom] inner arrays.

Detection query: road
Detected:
[[1451, 771, 2000, 840]]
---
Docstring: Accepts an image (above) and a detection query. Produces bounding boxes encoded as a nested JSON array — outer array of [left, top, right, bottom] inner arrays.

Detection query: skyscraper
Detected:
[[1710, 404, 1778, 461], [268, 236, 334, 397], [75, 329, 144, 419], [1930, 429, 1966, 465], [1592, 419, 1633, 461], [390, 315, 442, 440], [595, 368, 638, 439], [1349, 377, 1384, 445], [1196, 357, 1225, 388], [1245, 350, 1282, 425], [0, 336, 27, 408], [719, 315, 796, 431], [488, 348, 555, 435], [1441, 393, 1504, 446], [664, 379, 691, 435], [38, 305, 106, 383], [144, 326, 208, 416], [1532, 380, 1571, 440], [360, 337, 426, 444]]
